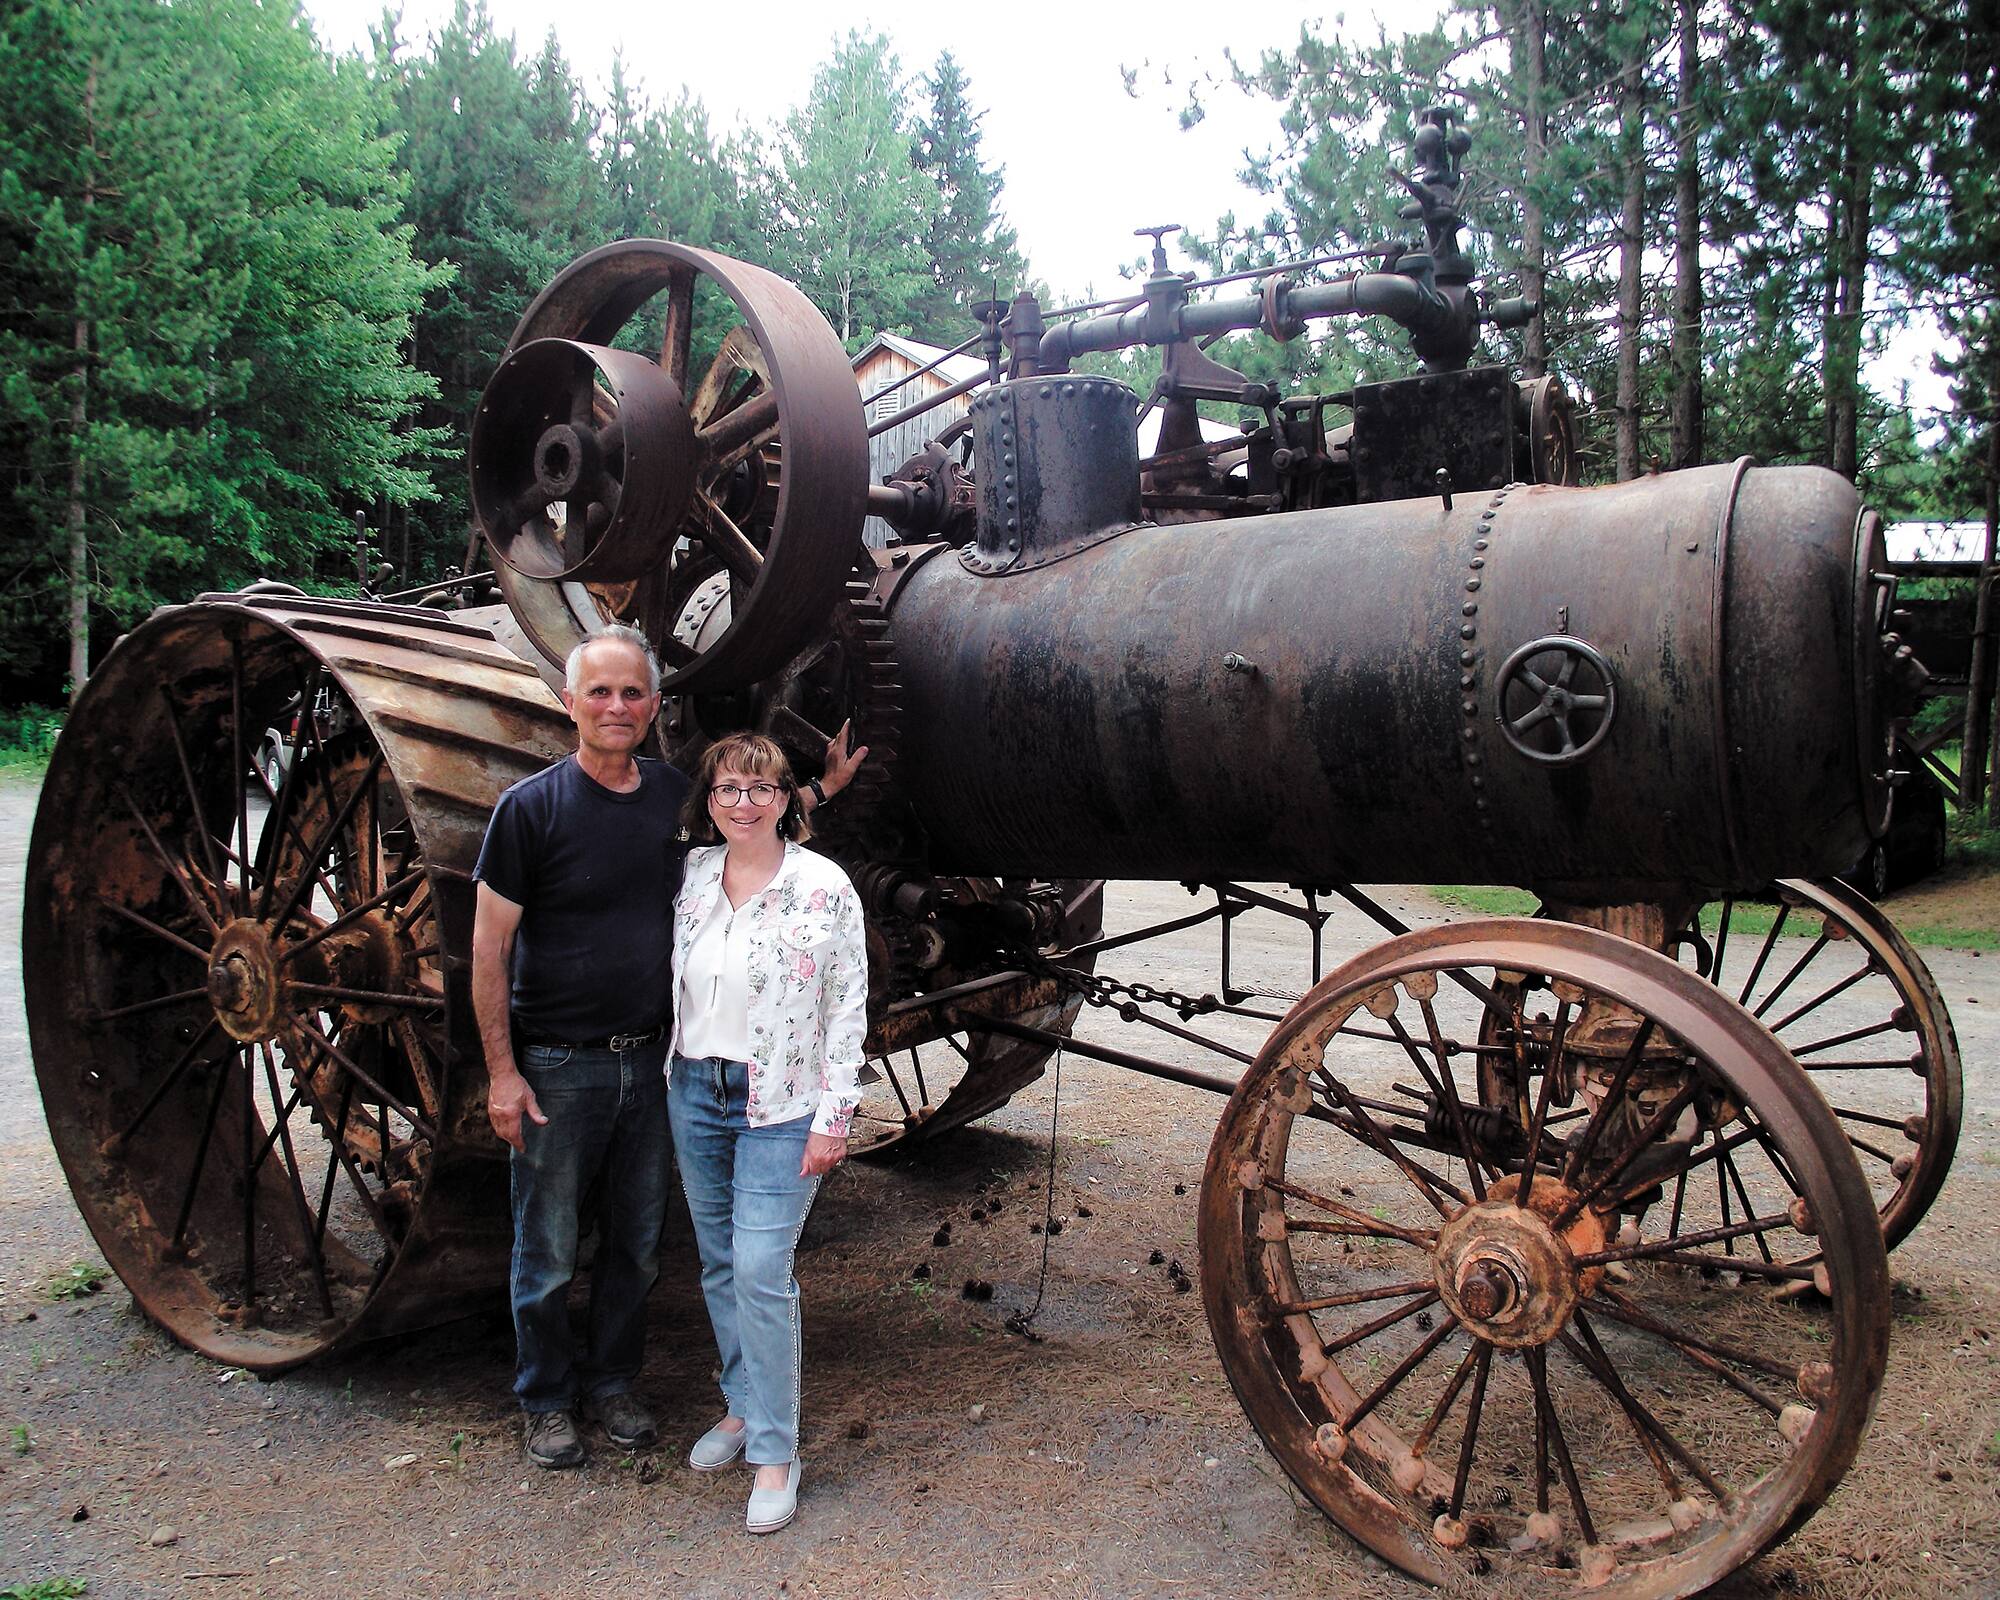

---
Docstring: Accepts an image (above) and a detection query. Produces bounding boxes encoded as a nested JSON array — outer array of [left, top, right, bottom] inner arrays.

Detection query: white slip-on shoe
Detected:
[[688, 1419, 747, 1472], [745, 1458, 801, 1533]]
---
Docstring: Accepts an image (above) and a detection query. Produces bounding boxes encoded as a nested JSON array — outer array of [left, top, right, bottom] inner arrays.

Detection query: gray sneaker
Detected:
[[585, 1391, 659, 1451], [524, 1408, 587, 1469]]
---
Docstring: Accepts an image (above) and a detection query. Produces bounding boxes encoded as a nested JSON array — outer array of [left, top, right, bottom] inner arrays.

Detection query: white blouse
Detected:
[[675, 892, 753, 1062], [669, 841, 867, 1135]]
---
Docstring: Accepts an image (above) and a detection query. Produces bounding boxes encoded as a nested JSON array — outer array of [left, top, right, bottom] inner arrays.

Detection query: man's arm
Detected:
[[473, 882, 543, 1151]]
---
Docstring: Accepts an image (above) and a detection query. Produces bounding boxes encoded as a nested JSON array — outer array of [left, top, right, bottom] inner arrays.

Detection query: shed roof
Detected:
[[851, 332, 988, 388]]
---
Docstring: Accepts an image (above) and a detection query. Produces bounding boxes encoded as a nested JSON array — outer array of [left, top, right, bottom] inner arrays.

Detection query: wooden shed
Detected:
[[852, 333, 987, 548]]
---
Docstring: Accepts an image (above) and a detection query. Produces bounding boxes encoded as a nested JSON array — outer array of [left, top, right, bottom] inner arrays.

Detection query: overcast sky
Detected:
[[301, 0, 1446, 301]]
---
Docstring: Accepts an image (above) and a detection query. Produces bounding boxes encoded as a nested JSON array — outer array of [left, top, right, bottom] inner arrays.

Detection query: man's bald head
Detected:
[[564, 625, 660, 698]]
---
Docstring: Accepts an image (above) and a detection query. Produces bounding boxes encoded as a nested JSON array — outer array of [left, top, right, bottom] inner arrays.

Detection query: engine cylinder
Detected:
[[886, 461, 1890, 898]]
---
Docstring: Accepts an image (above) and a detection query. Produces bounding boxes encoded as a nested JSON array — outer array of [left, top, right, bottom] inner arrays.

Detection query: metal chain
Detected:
[[1024, 951, 1277, 1021]]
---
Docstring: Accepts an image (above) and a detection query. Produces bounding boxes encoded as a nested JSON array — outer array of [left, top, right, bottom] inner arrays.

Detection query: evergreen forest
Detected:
[[2, 0, 1995, 709]]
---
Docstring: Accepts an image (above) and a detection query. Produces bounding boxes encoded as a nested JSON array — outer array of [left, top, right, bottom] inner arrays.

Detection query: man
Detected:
[[472, 624, 861, 1469]]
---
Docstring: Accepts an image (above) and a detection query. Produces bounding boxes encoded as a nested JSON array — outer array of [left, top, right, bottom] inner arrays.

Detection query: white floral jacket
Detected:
[[669, 841, 866, 1136]]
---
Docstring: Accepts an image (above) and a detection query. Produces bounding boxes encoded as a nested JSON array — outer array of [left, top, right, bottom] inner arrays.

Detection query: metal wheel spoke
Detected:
[[1764, 960, 1870, 1034], [231, 643, 251, 919], [289, 982, 444, 1013], [279, 869, 427, 963], [113, 1017, 223, 1146], [1720, 1147, 1774, 1263], [1342, 1314, 1459, 1428], [1790, 1017, 1903, 1058], [97, 897, 210, 962], [1552, 1074, 1697, 1230], [1271, 1278, 1437, 1316], [268, 751, 386, 935], [1734, 903, 1790, 1005], [259, 1043, 333, 1317], [1448, 1341, 1492, 1519], [116, 783, 223, 934], [159, 690, 229, 899], [291, 1016, 438, 1144], [1561, 1314, 1714, 1500], [658, 264, 695, 389], [1408, 1341, 1481, 1462], [171, 1055, 234, 1252], [284, 1035, 395, 1247], [1749, 931, 1832, 1020], [1591, 1285, 1798, 1390], [1322, 1288, 1441, 1354], [1527, 1346, 1597, 1545], [1573, 1209, 1792, 1266], [1408, 997, 1492, 1194], [1266, 1175, 1438, 1247], [91, 986, 209, 1024], [1519, 998, 1571, 1201], [1312, 1066, 1462, 1216], [694, 490, 765, 584], [1558, 1016, 1656, 1185]]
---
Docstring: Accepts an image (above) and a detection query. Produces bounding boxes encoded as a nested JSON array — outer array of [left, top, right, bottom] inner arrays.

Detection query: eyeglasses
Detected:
[[710, 781, 785, 806]]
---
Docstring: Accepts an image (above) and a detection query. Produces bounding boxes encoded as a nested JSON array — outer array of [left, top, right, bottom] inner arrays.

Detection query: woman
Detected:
[[667, 731, 866, 1534]]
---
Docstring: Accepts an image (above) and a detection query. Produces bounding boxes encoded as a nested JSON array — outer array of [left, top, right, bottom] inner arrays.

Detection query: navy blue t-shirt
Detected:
[[473, 754, 689, 1043]]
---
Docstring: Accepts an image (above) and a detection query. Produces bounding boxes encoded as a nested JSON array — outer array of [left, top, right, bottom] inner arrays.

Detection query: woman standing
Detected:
[[668, 732, 865, 1533]]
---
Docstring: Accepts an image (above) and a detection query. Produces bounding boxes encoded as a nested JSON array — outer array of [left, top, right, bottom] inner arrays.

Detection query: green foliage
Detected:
[[8, 1424, 29, 1455], [2, 1582, 88, 1600], [0, 705, 62, 768], [0, 0, 445, 699], [44, 1261, 109, 1301], [767, 32, 938, 347]]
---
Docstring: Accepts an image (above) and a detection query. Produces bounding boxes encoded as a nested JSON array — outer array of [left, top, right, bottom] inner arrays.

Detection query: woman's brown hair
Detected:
[[679, 731, 811, 844]]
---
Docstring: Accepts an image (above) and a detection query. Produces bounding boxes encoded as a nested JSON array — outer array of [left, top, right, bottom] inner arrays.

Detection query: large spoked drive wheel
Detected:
[[1200, 919, 1889, 1597], [24, 595, 573, 1370]]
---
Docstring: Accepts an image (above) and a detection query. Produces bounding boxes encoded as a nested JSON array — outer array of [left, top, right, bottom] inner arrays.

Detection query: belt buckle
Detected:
[[608, 1027, 654, 1052]]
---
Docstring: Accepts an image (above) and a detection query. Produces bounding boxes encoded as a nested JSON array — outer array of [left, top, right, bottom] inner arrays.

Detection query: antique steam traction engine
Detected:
[[26, 109, 1961, 1596]]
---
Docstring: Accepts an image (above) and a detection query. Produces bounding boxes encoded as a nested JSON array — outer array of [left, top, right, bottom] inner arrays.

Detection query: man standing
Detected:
[[472, 624, 859, 1468]]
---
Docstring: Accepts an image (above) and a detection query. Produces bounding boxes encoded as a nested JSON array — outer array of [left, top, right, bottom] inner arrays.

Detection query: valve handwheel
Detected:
[[1495, 635, 1616, 765], [470, 240, 868, 693]]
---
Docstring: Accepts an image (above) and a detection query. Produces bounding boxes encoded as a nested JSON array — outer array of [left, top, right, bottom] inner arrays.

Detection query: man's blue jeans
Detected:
[[668, 1054, 820, 1467], [510, 1040, 670, 1414]]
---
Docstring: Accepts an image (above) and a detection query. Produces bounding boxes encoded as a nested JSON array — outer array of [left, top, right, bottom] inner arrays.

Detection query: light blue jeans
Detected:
[[667, 1054, 820, 1467]]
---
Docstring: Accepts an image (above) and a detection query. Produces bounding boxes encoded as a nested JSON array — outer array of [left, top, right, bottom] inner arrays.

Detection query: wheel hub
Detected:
[[206, 920, 284, 1044], [1432, 1174, 1605, 1348]]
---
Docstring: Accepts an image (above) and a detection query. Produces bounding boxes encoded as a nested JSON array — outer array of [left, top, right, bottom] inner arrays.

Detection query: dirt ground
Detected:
[[2, 767, 1997, 1600]]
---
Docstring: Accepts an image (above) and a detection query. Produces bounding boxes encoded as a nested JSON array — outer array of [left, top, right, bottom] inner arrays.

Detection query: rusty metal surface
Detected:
[[1197, 918, 1892, 1596], [888, 462, 1891, 898], [24, 595, 572, 1369], [483, 239, 868, 693]]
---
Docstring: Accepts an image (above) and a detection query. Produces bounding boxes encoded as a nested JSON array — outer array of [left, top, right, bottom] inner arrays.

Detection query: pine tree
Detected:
[[768, 32, 938, 346], [910, 52, 1026, 341]]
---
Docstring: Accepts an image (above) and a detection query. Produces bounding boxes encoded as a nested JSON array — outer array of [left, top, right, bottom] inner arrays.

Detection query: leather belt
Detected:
[[519, 1022, 667, 1053]]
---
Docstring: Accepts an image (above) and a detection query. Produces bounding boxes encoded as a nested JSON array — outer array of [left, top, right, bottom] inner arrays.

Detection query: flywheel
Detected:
[[24, 593, 573, 1370], [472, 239, 868, 693]]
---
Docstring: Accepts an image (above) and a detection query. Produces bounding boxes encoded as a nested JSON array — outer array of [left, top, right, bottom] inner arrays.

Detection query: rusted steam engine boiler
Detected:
[[25, 109, 1960, 1597]]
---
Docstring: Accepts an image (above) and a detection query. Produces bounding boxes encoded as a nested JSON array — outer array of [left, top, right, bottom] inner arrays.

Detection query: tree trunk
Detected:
[[64, 61, 98, 702], [1822, 7, 1866, 481], [1516, 0, 1549, 379], [1965, 405, 1998, 820], [1668, 0, 1704, 469], [1615, 56, 1645, 481]]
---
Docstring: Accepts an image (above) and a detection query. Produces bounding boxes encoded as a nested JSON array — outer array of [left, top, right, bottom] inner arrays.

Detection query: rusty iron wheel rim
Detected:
[[480, 240, 867, 694], [1198, 918, 1889, 1597], [25, 596, 572, 1370]]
